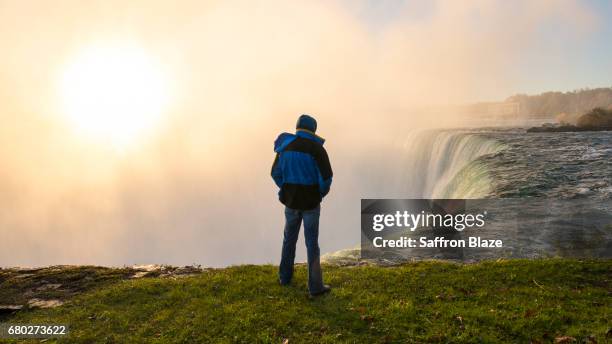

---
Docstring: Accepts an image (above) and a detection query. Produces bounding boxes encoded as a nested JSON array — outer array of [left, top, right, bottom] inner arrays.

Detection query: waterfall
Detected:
[[392, 130, 504, 199], [323, 129, 505, 265]]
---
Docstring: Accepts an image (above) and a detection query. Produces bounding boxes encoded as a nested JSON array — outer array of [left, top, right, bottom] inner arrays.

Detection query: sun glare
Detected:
[[59, 43, 170, 148]]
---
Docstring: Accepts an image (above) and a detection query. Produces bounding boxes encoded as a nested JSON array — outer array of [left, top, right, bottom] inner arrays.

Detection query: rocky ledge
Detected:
[[0, 265, 205, 320]]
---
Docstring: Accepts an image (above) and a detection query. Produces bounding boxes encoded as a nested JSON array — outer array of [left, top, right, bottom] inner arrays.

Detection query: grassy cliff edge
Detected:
[[1, 259, 610, 343]]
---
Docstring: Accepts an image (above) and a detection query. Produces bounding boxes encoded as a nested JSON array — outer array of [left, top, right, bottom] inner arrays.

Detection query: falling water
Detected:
[[392, 130, 505, 198]]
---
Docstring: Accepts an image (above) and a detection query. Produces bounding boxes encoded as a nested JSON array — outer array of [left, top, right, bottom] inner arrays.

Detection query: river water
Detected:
[[336, 128, 612, 263]]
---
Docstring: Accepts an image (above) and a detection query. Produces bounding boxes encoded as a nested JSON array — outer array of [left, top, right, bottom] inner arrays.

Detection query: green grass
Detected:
[[1, 259, 610, 343]]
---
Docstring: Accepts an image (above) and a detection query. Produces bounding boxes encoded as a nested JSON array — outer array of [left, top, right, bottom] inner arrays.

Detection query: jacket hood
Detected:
[[296, 129, 325, 145], [274, 130, 325, 153], [274, 132, 296, 153]]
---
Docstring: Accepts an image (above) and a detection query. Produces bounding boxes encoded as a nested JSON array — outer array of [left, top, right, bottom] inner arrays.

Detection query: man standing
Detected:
[[271, 114, 333, 296]]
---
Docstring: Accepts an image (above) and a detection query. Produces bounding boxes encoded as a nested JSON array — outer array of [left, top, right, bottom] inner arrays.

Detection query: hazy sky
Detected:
[[1, 0, 610, 112], [348, 0, 612, 99]]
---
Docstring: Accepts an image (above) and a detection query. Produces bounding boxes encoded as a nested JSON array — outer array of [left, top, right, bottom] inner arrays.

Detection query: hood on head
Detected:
[[296, 114, 317, 132]]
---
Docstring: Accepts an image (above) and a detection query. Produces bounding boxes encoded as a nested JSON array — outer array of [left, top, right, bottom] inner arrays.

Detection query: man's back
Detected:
[[271, 130, 332, 210]]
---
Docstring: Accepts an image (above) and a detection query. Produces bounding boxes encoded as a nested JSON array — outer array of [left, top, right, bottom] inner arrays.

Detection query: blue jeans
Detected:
[[279, 205, 324, 294]]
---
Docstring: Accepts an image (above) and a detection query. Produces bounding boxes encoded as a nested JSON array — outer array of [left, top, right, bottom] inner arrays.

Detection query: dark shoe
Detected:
[[309, 285, 331, 297], [279, 279, 291, 286]]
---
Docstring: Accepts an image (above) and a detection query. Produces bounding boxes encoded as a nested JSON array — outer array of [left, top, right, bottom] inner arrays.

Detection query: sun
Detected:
[[59, 43, 170, 148]]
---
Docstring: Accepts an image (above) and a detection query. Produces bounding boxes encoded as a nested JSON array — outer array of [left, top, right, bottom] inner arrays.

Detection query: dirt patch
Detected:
[[0, 265, 205, 320]]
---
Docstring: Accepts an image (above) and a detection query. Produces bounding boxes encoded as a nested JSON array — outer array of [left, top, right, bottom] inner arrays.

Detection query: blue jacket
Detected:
[[271, 129, 333, 210]]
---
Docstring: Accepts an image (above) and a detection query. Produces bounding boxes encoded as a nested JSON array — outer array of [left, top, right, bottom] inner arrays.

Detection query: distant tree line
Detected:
[[577, 107, 612, 128], [506, 87, 612, 116]]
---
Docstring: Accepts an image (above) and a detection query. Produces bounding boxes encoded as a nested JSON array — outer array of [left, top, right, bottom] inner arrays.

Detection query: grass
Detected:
[[1, 259, 610, 343]]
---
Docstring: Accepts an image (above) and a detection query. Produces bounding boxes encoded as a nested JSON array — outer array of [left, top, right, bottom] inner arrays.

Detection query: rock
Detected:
[[171, 266, 203, 276], [321, 248, 361, 266], [130, 264, 163, 278], [9, 267, 44, 273], [130, 271, 152, 279], [130, 265, 203, 279], [36, 283, 62, 291], [0, 305, 23, 313], [0, 305, 23, 319], [13, 273, 35, 279], [27, 299, 64, 309], [132, 264, 162, 272]]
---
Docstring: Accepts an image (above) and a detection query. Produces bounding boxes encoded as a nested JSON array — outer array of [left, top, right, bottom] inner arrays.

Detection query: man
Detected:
[[271, 114, 333, 296]]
